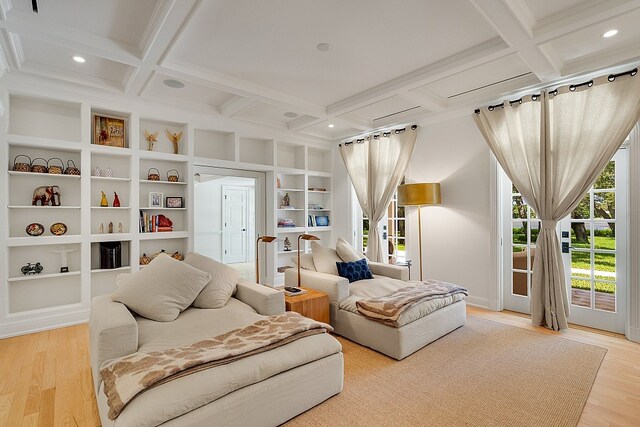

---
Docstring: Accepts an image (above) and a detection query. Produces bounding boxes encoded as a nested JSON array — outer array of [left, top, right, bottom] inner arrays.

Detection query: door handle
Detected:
[[241, 228, 246, 231]]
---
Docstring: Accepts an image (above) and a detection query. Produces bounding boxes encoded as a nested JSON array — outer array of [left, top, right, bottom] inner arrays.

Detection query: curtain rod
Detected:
[[339, 125, 417, 147], [474, 67, 638, 114]]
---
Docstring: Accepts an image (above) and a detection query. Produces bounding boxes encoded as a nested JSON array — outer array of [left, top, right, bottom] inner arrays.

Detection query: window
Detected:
[[360, 178, 405, 262]]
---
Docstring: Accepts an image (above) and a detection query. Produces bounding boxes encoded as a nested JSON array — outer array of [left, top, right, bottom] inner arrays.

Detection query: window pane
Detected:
[[529, 208, 537, 219], [512, 247, 527, 270], [593, 222, 615, 250], [571, 251, 590, 278], [572, 193, 590, 220], [396, 238, 405, 251], [512, 196, 527, 219], [512, 184, 519, 194], [397, 206, 405, 218], [594, 252, 615, 281], [594, 161, 615, 190], [512, 221, 527, 245], [595, 282, 616, 312], [512, 271, 528, 296], [593, 192, 615, 220], [530, 221, 540, 244], [397, 219, 405, 238], [571, 279, 592, 308], [571, 222, 591, 249]]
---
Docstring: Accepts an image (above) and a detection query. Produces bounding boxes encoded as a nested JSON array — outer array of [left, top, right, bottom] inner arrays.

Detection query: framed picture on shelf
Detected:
[[166, 196, 183, 208], [149, 192, 163, 208], [93, 114, 126, 148], [314, 215, 329, 227]]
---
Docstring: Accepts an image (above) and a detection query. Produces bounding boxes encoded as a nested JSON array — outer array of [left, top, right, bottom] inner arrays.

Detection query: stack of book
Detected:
[[278, 219, 296, 227], [140, 212, 173, 233]]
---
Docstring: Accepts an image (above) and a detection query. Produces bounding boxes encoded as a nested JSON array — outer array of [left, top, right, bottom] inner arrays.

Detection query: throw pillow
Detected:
[[336, 236, 366, 262], [111, 254, 211, 322], [290, 253, 317, 271], [185, 252, 240, 309], [311, 241, 343, 276], [336, 258, 374, 283]]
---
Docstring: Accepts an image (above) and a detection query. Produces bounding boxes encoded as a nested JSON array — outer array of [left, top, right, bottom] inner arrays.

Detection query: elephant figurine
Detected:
[[32, 185, 61, 206]]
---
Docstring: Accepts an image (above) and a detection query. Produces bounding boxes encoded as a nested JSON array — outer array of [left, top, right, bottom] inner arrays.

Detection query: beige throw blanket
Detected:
[[100, 312, 332, 420], [356, 280, 468, 327]]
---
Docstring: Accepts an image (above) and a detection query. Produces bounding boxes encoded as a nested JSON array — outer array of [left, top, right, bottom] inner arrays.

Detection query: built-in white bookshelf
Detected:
[[1, 91, 333, 337]]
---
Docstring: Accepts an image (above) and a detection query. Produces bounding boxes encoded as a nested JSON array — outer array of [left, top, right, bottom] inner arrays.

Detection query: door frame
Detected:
[[222, 185, 250, 264]]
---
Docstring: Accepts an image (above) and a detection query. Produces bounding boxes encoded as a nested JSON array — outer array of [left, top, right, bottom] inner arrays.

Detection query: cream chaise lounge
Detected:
[[285, 239, 466, 360], [90, 253, 343, 427]]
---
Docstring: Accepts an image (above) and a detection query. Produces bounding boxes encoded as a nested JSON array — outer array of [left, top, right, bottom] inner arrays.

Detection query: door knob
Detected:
[[241, 228, 246, 231]]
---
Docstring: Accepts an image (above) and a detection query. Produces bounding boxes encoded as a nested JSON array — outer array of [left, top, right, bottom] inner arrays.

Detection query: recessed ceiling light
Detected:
[[284, 112, 298, 118], [602, 29, 618, 38], [316, 43, 331, 52], [328, 123, 335, 128], [163, 79, 185, 89], [72, 56, 86, 63]]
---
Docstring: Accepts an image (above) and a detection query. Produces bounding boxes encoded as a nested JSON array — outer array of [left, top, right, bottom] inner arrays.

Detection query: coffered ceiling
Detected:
[[0, 0, 639, 141]]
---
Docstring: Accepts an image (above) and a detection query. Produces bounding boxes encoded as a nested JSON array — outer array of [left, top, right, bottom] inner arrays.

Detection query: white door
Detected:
[[223, 186, 249, 264], [501, 171, 539, 314], [560, 150, 627, 333]]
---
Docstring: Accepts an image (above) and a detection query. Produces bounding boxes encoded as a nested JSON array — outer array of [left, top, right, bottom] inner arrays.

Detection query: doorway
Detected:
[[193, 167, 265, 282], [500, 149, 628, 333]]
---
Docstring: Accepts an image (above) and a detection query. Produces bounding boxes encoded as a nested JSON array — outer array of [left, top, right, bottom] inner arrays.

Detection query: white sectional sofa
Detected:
[[90, 279, 344, 426], [285, 258, 466, 360]]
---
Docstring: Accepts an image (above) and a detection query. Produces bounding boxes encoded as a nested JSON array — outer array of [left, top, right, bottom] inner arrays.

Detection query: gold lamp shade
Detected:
[[397, 183, 441, 206]]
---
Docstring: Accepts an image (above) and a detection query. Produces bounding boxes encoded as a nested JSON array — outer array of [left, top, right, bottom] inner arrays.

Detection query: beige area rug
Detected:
[[286, 316, 606, 427]]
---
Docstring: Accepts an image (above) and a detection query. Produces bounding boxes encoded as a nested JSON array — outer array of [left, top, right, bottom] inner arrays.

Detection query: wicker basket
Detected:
[[167, 169, 179, 182], [12, 155, 32, 172], [65, 160, 81, 175], [31, 158, 48, 174], [147, 167, 160, 181], [47, 158, 64, 174], [171, 251, 184, 261]]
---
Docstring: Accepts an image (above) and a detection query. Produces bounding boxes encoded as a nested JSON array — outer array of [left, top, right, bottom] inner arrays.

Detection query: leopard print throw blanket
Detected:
[[100, 312, 332, 420], [356, 280, 468, 327]]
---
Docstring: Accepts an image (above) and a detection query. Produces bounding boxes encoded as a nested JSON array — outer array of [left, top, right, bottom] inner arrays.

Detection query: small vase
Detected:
[[113, 192, 121, 207], [100, 191, 108, 207]]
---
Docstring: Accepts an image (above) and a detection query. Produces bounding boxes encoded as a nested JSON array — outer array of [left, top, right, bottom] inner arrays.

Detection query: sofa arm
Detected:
[[285, 268, 349, 305], [89, 295, 138, 394], [369, 261, 409, 281], [236, 280, 285, 316]]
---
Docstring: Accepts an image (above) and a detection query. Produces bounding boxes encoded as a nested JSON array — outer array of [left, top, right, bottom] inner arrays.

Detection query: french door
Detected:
[[501, 150, 627, 333]]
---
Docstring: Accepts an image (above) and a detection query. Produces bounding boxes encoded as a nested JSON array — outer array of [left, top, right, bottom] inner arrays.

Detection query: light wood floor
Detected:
[[0, 307, 638, 427]]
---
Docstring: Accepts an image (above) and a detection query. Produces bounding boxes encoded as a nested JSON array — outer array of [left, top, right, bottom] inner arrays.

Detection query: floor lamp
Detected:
[[397, 183, 441, 281], [297, 234, 320, 287], [256, 235, 276, 284]]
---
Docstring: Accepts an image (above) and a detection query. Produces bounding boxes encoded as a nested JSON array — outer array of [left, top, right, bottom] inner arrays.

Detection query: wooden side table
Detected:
[[284, 287, 330, 323]]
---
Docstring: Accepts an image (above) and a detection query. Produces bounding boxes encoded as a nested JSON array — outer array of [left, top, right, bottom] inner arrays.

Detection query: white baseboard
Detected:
[[0, 309, 90, 339], [465, 296, 491, 309], [627, 326, 640, 343]]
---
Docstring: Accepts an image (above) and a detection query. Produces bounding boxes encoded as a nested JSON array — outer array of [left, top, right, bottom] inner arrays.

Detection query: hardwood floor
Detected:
[[0, 307, 638, 426]]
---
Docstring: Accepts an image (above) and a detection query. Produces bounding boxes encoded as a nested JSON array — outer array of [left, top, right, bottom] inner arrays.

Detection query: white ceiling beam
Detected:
[[397, 89, 447, 112], [469, 0, 561, 82], [533, 0, 640, 44], [0, 11, 142, 66], [335, 115, 373, 131], [0, 0, 12, 21], [326, 37, 511, 116], [287, 115, 321, 132], [220, 96, 258, 118]]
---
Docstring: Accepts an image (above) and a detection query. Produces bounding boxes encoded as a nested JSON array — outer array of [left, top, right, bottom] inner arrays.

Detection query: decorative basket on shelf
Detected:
[[47, 158, 64, 174], [171, 251, 184, 261], [167, 169, 179, 182], [152, 249, 167, 260], [31, 158, 48, 174], [13, 155, 32, 172], [147, 167, 160, 181], [139, 253, 151, 266], [65, 160, 81, 175]]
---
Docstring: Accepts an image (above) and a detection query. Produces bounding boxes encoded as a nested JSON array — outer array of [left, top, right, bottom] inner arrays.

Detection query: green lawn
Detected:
[[571, 279, 616, 294]]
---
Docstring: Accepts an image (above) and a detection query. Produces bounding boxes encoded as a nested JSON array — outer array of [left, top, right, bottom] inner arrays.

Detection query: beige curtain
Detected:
[[475, 71, 640, 330], [339, 126, 418, 262]]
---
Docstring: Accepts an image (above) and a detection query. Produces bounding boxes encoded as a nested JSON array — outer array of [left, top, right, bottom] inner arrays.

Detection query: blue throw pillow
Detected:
[[336, 258, 373, 283]]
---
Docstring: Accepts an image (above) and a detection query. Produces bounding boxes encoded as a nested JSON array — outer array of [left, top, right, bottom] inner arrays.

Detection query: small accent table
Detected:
[[395, 259, 412, 280], [284, 287, 330, 323]]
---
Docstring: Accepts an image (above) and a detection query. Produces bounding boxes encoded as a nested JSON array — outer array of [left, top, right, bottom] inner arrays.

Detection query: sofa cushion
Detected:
[[112, 254, 211, 322], [336, 258, 374, 283], [185, 252, 240, 309], [290, 253, 316, 271], [336, 236, 366, 262], [311, 242, 343, 276]]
